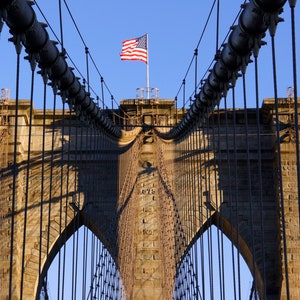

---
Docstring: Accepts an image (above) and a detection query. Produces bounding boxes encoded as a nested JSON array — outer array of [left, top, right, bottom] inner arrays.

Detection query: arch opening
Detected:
[[38, 225, 125, 299], [174, 224, 259, 300]]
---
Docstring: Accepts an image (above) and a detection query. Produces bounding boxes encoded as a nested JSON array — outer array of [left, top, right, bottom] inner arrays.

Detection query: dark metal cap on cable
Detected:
[[0, 0, 122, 138], [161, 0, 287, 140]]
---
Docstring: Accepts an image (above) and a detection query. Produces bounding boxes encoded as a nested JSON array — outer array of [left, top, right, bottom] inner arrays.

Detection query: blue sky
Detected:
[[1, 1, 298, 109]]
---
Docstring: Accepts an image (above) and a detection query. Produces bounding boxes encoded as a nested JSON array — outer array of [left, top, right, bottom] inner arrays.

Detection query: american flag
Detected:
[[120, 34, 148, 64]]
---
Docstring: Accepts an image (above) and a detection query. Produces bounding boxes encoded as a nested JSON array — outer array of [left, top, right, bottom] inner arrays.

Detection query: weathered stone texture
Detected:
[[0, 98, 299, 299]]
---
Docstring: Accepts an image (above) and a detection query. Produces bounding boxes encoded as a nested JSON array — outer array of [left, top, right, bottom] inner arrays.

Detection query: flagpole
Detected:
[[146, 33, 150, 99]]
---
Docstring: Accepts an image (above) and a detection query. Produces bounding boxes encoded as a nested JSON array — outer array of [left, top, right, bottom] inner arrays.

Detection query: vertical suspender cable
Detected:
[[194, 128, 201, 294], [198, 130, 206, 300], [188, 133, 192, 240], [74, 110, 86, 298], [63, 35, 72, 300], [45, 91, 58, 296], [182, 79, 186, 112], [194, 49, 198, 97], [215, 103, 225, 300], [253, 52, 267, 298], [242, 72, 258, 300], [38, 74, 48, 288], [9, 39, 22, 300], [71, 109, 80, 300], [58, 0, 64, 51], [187, 134, 191, 242], [71, 199, 78, 300], [58, 1, 65, 297], [85, 40, 96, 295], [288, 1, 300, 228], [194, 127, 202, 298], [89, 125, 97, 298], [200, 3, 223, 296], [190, 128, 197, 296], [89, 232, 95, 298], [60, 105, 73, 300], [224, 94, 238, 299], [189, 132, 194, 240], [20, 58, 36, 299], [206, 117, 214, 300], [202, 121, 210, 299], [57, 101, 66, 299], [231, 87, 242, 300], [83, 126, 90, 298], [229, 96, 238, 300], [214, 3, 226, 297], [92, 243, 98, 299], [271, 33, 290, 299], [181, 137, 185, 245], [81, 152, 87, 298], [205, 113, 215, 300], [215, 0, 220, 53], [81, 225, 87, 298], [85, 47, 90, 94], [89, 123, 96, 297], [101, 77, 105, 110], [82, 124, 92, 298], [211, 107, 219, 300]]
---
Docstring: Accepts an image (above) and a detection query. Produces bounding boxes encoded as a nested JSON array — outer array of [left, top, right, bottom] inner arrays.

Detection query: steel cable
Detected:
[[288, 1, 300, 229], [271, 33, 290, 300], [8, 40, 22, 300], [20, 57, 35, 300]]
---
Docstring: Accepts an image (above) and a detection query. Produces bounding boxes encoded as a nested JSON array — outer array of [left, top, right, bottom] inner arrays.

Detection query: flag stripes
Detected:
[[120, 34, 148, 64]]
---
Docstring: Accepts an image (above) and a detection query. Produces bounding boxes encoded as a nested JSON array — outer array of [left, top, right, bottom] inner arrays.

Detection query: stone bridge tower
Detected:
[[0, 97, 299, 299]]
